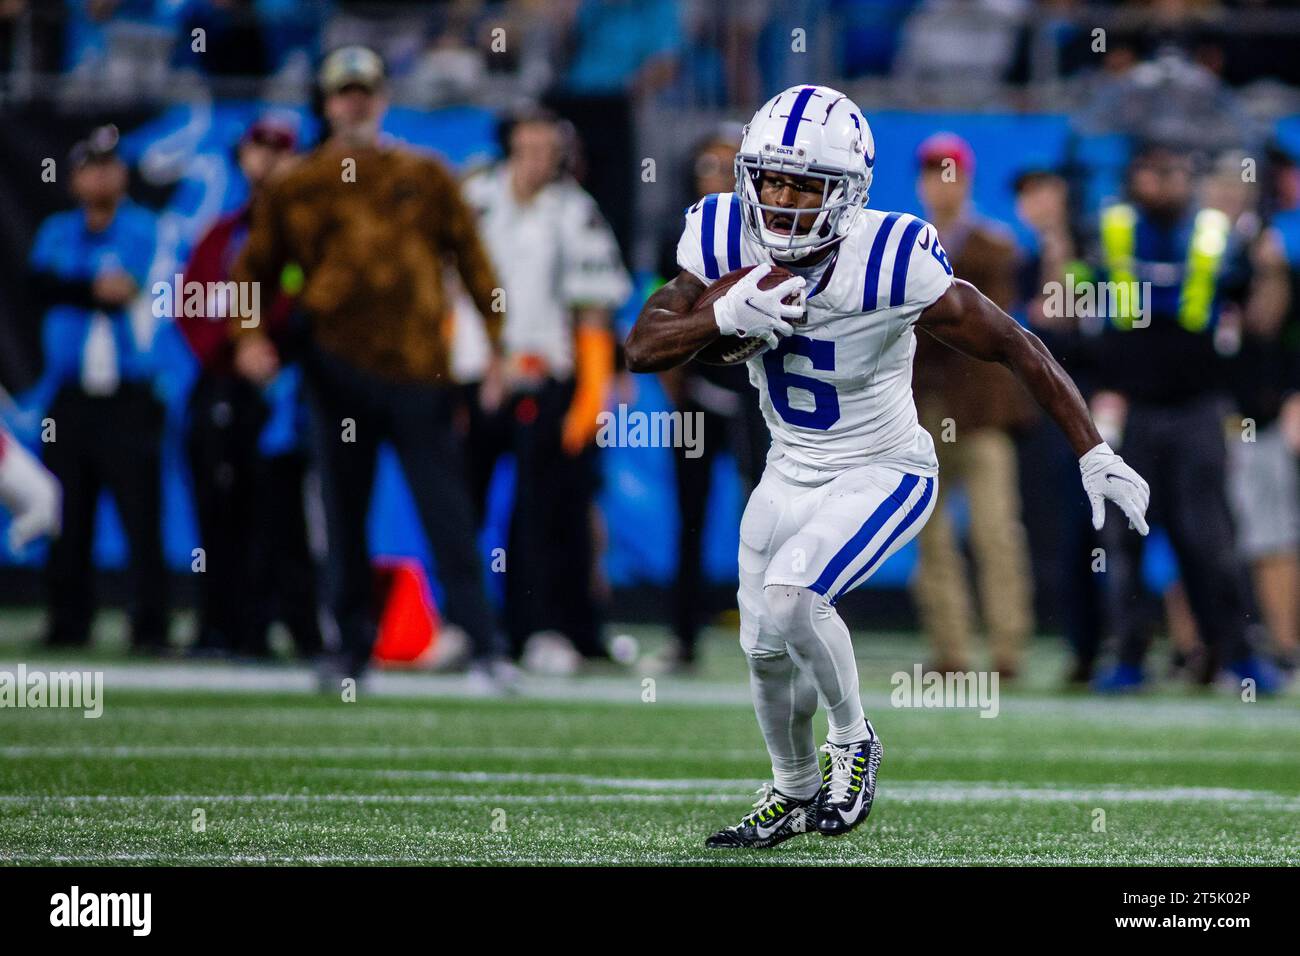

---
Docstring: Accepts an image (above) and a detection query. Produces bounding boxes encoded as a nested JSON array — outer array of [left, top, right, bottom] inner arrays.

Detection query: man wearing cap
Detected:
[[179, 115, 321, 661], [232, 47, 512, 686], [26, 125, 168, 650], [911, 132, 1038, 679]]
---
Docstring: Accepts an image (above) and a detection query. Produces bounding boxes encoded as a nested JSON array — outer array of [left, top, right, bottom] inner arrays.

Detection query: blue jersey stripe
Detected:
[[726, 194, 742, 272], [862, 212, 902, 311], [835, 476, 933, 600], [781, 87, 817, 146], [700, 194, 720, 280], [809, 473, 919, 596], [889, 217, 926, 308]]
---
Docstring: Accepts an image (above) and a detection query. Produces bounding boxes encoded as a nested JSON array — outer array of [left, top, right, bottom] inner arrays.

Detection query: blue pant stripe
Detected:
[[701, 194, 720, 280], [862, 212, 902, 311], [835, 476, 933, 600], [809, 473, 919, 596]]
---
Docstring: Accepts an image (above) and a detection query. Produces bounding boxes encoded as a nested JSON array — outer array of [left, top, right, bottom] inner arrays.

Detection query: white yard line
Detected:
[[3, 743, 1297, 764], [1, 781, 1296, 809], [1, 660, 1295, 725], [0, 793, 735, 805], [0, 661, 751, 706], [314, 767, 1300, 808]]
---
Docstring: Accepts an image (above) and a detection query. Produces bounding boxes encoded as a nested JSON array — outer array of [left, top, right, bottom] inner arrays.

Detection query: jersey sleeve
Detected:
[[559, 186, 632, 309], [675, 192, 746, 285], [675, 198, 710, 284], [895, 215, 954, 329]]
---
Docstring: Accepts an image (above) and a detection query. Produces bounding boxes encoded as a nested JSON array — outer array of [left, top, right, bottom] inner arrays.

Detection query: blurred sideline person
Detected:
[[0, 423, 60, 553], [457, 107, 631, 663], [655, 126, 769, 671], [1091, 143, 1286, 693], [911, 133, 1037, 678], [1225, 151, 1300, 670], [178, 116, 322, 660], [27, 125, 169, 651], [232, 47, 513, 688], [1014, 167, 1109, 683]]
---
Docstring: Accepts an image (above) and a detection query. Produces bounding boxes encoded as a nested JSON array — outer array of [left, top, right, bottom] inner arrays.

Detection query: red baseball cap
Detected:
[[241, 116, 298, 152], [916, 132, 975, 178]]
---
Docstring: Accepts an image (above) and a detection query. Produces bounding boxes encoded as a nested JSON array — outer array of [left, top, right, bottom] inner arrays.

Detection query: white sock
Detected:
[[745, 650, 821, 800]]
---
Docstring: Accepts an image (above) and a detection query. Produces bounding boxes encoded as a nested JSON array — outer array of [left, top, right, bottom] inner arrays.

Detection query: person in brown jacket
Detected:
[[912, 133, 1037, 677], [232, 46, 512, 689]]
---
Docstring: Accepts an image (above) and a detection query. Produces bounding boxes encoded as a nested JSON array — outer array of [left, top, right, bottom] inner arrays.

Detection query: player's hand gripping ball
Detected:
[[693, 263, 807, 366]]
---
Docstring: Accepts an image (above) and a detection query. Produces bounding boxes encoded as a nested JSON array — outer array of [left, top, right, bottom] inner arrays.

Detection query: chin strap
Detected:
[[561, 324, 614, 456]]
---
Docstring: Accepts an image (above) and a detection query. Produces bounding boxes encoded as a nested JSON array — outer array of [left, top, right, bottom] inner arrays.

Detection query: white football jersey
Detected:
[[676, 193, 954, 485]]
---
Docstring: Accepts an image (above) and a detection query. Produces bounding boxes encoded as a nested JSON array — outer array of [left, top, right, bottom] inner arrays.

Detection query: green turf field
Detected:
[[1, 613, 1297, 865]]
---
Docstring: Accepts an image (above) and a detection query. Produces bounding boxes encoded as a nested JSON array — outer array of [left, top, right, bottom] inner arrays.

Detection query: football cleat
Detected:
[[705, 783, 816, 849], [815, 728, 883, 837]]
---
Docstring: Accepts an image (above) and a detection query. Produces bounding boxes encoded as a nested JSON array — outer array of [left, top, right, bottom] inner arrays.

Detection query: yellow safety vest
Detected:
[[1099, 203, 1231, 332]]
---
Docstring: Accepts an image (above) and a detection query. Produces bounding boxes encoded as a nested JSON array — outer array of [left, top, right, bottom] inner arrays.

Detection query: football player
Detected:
[[625, 85, 1151, 849]]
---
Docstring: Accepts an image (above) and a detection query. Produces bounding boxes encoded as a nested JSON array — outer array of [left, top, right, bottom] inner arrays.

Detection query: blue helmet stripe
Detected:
[[781, 87, 817, 146], [700, 194, 720, 280], [862, 212, 902, 311], [889, 217, 926, 307]]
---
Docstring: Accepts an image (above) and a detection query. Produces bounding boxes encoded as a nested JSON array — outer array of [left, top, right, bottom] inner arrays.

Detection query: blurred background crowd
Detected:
[[0, 0, 1298, 694]]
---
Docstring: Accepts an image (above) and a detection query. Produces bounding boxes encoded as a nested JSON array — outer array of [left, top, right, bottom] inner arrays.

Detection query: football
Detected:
[[692, 264, 804, 365]]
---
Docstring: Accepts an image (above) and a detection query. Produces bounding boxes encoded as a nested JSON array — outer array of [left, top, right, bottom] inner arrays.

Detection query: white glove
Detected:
[[0, 432, 61, 551], [712, 263, 806, 351], [1080, 441, 1150, 536]]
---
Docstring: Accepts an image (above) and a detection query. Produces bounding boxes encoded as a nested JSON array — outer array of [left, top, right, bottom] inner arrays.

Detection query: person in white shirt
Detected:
[[454, 108, 632, 662]]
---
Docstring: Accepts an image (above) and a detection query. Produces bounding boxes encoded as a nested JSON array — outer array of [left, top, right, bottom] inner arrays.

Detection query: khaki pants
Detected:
[[914, 401, 1034, 669]]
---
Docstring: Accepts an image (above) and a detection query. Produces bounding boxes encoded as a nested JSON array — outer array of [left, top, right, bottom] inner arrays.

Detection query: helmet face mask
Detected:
[[733, 86, 874, 262], [736, 151, 867, 260]]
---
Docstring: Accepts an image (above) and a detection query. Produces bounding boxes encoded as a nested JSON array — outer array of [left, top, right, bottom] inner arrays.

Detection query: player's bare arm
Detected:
[[917, 279, 1100, 457], [918, 278, 1151, 534], [624, 270, 711, 372]]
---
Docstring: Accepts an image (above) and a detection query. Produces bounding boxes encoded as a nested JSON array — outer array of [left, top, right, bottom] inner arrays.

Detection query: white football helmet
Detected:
[[735, 85, 875, 261]]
